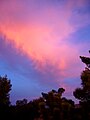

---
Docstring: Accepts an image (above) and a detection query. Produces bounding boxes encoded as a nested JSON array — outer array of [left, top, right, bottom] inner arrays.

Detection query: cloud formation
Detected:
[[0, 0, 82, 68], [0, 0, 90, 103]]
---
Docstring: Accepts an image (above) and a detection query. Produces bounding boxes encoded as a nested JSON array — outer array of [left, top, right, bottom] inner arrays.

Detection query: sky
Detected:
[[0, 0, 90, 104]]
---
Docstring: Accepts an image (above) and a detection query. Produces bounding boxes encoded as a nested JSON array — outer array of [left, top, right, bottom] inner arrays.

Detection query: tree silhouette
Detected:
[[41, 88, 65, 109], [0, 75, 12, 106], [80, 50, 90, 68], [73, 51, 90, 119], [73, 51, 90, 102], [16, 98, 28, 106], [1, 50, 90, 119]]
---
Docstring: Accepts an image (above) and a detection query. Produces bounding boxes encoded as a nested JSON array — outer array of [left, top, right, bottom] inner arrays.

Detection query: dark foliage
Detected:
[[0, 51, 90, 120], [73, 50, 90, 120], [80, 50, 90, 68], [0, 75, 12, 106]]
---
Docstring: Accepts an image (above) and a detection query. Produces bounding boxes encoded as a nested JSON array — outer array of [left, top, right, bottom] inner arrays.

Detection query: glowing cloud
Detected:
[[0, 0, 89, 81], [0, 0, 78, 70], [0, 0, 90, 103]]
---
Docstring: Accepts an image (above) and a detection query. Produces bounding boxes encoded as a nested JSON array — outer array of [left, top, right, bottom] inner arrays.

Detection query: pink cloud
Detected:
[[0, 0, 87, 82], [0, 0, 89, 103]]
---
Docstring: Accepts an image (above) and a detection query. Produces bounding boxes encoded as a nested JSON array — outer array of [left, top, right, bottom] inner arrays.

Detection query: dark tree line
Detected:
[[0, 51, 90, 120]]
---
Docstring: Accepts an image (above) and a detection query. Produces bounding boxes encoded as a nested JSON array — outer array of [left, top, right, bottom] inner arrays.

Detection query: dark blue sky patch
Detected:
[[69, 0, 90, 27], [69, 25, 90, 44]]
